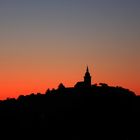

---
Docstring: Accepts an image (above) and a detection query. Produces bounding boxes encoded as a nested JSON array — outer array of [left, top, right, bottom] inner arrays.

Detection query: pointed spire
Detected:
[[86, 66, 89, 72], [84, 66, 91, 86]]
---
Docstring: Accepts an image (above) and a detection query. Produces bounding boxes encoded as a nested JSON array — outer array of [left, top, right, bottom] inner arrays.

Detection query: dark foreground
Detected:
[[0, 86, 139, 139]]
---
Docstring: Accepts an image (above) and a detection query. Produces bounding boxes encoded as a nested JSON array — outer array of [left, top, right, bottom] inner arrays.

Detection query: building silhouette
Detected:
[[0, 65, 136, 140], [75, 66, 92, 88]]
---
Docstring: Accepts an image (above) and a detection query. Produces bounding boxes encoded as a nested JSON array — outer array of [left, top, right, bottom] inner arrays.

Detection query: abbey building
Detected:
[[74, 66, 92, 88]]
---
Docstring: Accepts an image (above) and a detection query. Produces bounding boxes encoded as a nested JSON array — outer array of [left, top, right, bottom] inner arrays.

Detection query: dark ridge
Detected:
[[0, 68, 138, 139], [0, 84, 138, 139]]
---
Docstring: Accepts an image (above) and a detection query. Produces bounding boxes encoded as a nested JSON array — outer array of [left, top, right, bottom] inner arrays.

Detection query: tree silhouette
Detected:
[[0, 82, 137, 139]]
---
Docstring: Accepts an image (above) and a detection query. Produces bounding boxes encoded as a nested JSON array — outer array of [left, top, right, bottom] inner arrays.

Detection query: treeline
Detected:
[[0, 84, 138, 139]]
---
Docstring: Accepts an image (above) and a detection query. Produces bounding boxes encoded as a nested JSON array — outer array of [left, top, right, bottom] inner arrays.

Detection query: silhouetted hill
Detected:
[[0, 85, 138, 139]]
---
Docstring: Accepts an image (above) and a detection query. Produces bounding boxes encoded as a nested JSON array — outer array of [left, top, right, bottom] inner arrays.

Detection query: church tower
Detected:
[[84, 66, 91, 87]]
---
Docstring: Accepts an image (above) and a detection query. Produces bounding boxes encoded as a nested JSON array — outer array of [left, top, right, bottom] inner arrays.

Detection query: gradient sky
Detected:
[[0, 0, 140, 99]]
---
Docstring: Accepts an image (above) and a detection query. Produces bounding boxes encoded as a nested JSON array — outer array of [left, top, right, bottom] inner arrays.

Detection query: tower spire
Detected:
[[84, 66, 91, 87], [87, 66, 89, 72]]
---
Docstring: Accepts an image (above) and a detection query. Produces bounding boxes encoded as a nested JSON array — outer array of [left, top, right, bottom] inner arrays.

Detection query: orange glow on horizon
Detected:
[[0, 66, 139, 100]]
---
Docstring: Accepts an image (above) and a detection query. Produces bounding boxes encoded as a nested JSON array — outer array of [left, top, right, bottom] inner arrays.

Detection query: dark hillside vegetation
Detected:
[[0, 85, 137, 139]]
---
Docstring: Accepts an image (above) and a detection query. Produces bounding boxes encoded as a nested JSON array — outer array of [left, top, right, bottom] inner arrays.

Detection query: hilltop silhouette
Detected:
[[0, 67, 138, 139]]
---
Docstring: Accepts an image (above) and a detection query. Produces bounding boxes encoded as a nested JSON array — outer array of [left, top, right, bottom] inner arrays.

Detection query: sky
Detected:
[[0, 0, 140, 99]]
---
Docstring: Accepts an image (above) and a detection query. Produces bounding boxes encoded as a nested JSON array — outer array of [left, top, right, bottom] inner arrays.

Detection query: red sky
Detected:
[[0, 0, 140, 99]]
